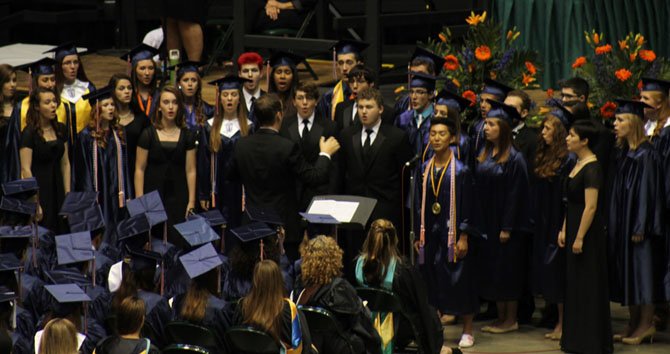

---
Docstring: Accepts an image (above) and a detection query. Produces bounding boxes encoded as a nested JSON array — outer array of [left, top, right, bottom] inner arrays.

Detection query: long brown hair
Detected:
[[55, 53, 91, 95], [360, 219, 402, 286], [0, 64, 16, 108], [109, 73, 134, 111], [477, 118, 513, 164], [209, 88, 250, 153], [644, 90, 670, 139], [151, 86, 186, 129], [25, 88, 63, 139], [534, 115, 568, 178], [87, 97, 125, 148], [38, 318, 79, 354], [241, 260, 285, 342], [615, 113, 647, 150], [177, 70, 208, 126], [180, 268, 219, 323], [130, 59, 159, 93]]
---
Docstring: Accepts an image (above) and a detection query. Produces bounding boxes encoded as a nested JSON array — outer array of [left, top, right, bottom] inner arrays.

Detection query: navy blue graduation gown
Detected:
[[651, 126, 670, 301], [421, 134, 475, 171], [184, 102, 214, 131], [474, 148, 531, 301], [394, 109, 431, 161], [172, 293, 231, 343], [608, 143, 665, 305], [468, 118, 486, 155], [392, 93, 410, 121], [75, 128, 132, 244], [530, 155, 575, 303], [131, 90, 159, 120], [316, 81, 352, 120], [220, 255, 294, 301], [416, 158, 478, 315]]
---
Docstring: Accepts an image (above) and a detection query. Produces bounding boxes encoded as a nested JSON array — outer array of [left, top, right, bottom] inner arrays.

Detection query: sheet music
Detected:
[[308, 200, 359, 223]]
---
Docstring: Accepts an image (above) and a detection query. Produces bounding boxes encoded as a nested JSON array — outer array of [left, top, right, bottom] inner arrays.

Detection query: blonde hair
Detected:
[[359, 219, 402, 286], [241, 260, 285, 342], [38, 318, 78, 354], [301, 236, 343, 287], [616, 113, 647, 150], [644, 90, 670, 139]]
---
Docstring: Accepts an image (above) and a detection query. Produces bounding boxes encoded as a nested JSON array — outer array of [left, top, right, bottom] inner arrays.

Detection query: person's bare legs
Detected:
[[165, 18, 182, 54], [177, 21, 203, 61]]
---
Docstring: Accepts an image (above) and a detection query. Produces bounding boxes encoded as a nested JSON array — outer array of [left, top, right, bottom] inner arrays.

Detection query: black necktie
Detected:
[[301, 119, 310, 141], [363, 128, 373, 160]]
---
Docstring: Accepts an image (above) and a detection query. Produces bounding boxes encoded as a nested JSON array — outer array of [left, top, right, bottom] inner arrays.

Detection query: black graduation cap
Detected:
[[207, 75, 251, 91], [174, 217, 220, 248], [230, 222, 276, 260], [82, 85, 114, 105], [43, 42, 79, 60], [331, 39, 369, 56], [179, 243, 222, 279], [44, 283, 91, 318], [435, 89, 472, 113], [640, 77, 670, 93], [410, 47, 446, 75], [60, 191, 98, 215], [167, 60, 202, 77], [127, 191, 168, 227], [268, 51, 305, 68], [481, 78, 514, 99], [119, 43, 160, 65], [408, 72, 437, 92], [486, 99, 520, 126], [614, 99, 652, 118], [245, 206, 283, 227], [0, 197, 37, 216], [55, 232, 94, 266], [189, 209, 226, 227], [550, 104, 574, 128], [66, 204, 105, 234], [1, 178, 38, 198], [126, 246, 161, 272], [15, 57, 56, 76]]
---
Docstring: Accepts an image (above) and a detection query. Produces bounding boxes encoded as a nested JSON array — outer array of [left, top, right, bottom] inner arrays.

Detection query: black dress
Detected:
[[561, 161, 612, 354], [20, 123, 68, 233], [137, 126, 196, 245], [121, 112, 150, 198]]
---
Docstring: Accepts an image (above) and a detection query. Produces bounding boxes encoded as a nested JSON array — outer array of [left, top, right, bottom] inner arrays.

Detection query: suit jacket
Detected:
[[513, 124, 540, 175], [280, 112, 339, 210], [228, 128, 331, 241], [334, 100, 394, 132], [339, 123, 412, 227]]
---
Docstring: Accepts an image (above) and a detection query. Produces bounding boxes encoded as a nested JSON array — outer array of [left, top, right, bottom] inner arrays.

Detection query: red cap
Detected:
[[237, 52, 263, 69]]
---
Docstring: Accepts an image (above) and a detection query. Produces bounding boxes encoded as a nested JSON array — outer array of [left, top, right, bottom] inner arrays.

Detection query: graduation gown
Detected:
[[416, 157, 478, 315], [394, 108, 432, 162], [93, 336, 160, 354], [474, 148, 531, 301], [422, 134, 475, 171], [172, 293, 231, 346], [608, 143, 665, 305], [184, 102, 214, 131], [1, 107, 20, 184], [468, 118, 486, 156], [316, 80, 352, 121], [131, 90, 159, 121], [220, 254, 294, 301], [392, 93, 410, 122], [75, 128, 132, 244], [530, 155, 575, 303], [650, 125, 670, 300]]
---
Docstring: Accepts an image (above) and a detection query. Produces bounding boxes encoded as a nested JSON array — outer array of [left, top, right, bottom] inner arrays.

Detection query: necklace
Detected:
[[161, 127, 180, 137]]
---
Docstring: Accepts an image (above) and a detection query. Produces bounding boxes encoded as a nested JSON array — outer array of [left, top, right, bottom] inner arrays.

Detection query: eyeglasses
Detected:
[[561, 93, 578, 99]]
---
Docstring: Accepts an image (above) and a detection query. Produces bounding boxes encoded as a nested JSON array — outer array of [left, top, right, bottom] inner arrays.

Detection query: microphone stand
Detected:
[[407, 165, 416, 266]]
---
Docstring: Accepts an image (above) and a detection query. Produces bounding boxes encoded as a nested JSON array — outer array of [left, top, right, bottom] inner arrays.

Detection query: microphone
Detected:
[[405, 154, 420, 167]]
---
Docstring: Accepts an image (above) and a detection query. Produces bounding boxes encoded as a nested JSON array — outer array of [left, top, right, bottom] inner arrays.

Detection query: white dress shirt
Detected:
[[297, 111, 315, 138], [361, 118, 382, 146], [243, 88, 261, 112]]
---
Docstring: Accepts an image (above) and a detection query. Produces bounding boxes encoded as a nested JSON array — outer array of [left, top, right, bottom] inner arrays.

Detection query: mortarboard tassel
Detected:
[[407, 64, 412, 112], [31, 221, 37, 268], [113, 130, 126, 207], [260, 239, 264, 261], [266, 61, 271, 93], [332, 47, 337, 80], [241, 185, 246, 212], [163, 223, 167, 245], [220, 224, 226, 253], [91, 258, 96, 287], [127, 57, 131, 76], [210, 152, 216, 209]]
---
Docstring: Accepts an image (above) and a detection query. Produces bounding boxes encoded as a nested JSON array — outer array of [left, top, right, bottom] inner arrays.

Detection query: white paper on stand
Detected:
[[308, 200, 359, 223]]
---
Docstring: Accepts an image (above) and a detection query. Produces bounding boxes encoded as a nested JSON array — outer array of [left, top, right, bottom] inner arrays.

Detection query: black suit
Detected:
[[280, 112, 339, 211], [334, 100, 394, 132], [513, 124, 540, 173], [228, 128, 331, 249]]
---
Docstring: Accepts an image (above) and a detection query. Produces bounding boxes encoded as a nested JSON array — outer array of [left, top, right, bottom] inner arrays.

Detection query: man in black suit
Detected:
[[229, 93, 340, 260], [505, 89, 539, 168], [333, 65, 394, 132], [280, 82, 338, 211]]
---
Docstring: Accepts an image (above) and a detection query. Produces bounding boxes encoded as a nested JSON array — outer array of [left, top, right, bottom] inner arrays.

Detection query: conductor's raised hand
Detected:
[[319, 136, 340, 156]]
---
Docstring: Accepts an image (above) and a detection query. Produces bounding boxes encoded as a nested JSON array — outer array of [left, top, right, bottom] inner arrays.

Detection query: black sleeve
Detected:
[[137, 127, 152, 150], [184, 129, 197, 150], [20, 128, 35, 149], [288, 141, 331, 185], [583, 162, 602, 190]]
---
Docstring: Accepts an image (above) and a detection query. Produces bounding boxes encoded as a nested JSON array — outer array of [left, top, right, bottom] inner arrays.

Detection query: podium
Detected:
[[300, 195, 377, 240]]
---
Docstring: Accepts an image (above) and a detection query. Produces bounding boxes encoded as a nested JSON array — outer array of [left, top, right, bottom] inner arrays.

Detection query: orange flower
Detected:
[[572, 56, 587, 69], [600, 101, 617, 119], [522, 73, 536, 86], [452, 78, 461, 88], [637, 35, 645, 46], [506, 30, 514, 41], [438, 33, 447, 43], [394, 86, 405, 94], [475, 45, 492, 61], [525, 61, 537, 75], [618, 40, 629, 50], [593, 33, 600, 45], [639, 49, 656, 62], [630, 53, 637, 62], [443, 55, 459, 71], [595, 44, 612, 55], [546, 88, 554, 98], [466, 11, 487, 26], [490, 71, 497, 80], [638, 80, 644, 90], [615, 68, 632, 82], [462, 90, 477, 106]]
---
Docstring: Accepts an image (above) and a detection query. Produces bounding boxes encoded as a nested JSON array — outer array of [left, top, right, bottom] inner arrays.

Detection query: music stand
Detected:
[[300, 195, 377, 241]]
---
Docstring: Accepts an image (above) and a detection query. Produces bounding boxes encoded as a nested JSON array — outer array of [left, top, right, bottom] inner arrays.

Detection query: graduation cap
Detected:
[[44, 283, 91, 319], [179, 243, 222, 279], [126, 191, 167, 227], [549, 104, 574, 128], [299, 212, 340, 225], [486, 99, 520, 126], [168, 60, 202, 77], [66, 204, 105, 235], [82, 85, 114, 105], [1, 178, 38, 198], [268, 51, 305, 68], [0, 225, 41, 267], [640, 77, 670, 93], [231, 222, 276, 260], [43, 42, 80, 61], [481, 78, 514, 100], [614, 99, 652, 118], [55, 232, 94, 266], [190, 209, 226, 228], [126, 246, 164, 294], [15, 57, 56, 76], [116, 213, 151, 251], [0, 289, 17, 330], [60, 191, 99, 215], [410, 47, 446, 75], [331, 39, 369, 56], [174, 217, 220, 248], [0, 197, 37, 216], [207, 75, 251, 91], [408, 72, 437, 92], [435, 89, 472, 113], [245, 206, 283, 227], [120, 43, 160, 66]]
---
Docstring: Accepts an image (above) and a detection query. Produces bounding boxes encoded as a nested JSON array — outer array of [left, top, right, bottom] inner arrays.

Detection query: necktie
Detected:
[[301, 119, 310, 141], [363, 128, 373, 161]]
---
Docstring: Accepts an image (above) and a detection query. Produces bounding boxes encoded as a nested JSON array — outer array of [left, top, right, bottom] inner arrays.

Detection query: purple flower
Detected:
[[461, 48, 474, 65], [494, 48, 515, 72]]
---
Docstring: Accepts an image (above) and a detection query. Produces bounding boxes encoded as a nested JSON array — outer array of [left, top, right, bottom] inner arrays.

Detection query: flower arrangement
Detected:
[[571, 30, 670, 119]]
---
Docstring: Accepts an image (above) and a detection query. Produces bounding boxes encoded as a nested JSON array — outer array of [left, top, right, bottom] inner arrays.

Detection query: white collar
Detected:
[[297, 111, 315, 125], [362, 118, 382, 134], [243, 88, 261, 101], [512, 121, 525, 133], [61, 79, 89, 103]]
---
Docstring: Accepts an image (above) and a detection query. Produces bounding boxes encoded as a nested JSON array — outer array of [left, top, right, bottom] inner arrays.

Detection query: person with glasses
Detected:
[[394, 72, 436, 166], [334, 65, 394, 133]]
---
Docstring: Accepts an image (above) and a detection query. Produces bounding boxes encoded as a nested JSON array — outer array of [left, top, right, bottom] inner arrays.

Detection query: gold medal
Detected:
[[432, 202, 441, 215]]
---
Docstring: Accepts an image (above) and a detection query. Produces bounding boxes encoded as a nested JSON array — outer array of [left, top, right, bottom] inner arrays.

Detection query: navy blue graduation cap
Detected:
[[82, 85, 114, 105], [614, 99, 652, 118], [126, 247, 161, 272], [174, 217, 220, 248], [190, 209, 226, 227], [120, 43, 160, 65], [66, 204, 105, 234], [55, 232, 94, 266], [168, 60, 202, 77], [127, 191, 168, 227], [486, 99, 520, 126], [550, 104, 574, 128], [408, 72, 437, 92], [207, 75, 251, 91], [0, 253, 21, 272], [245, 206, 283, 226], [117, 214, 151, 241], [15, 57, 56, 76], [268, 51, 305, 68], [44, 283, 91, 318], [410, 47, 446, 75], [331, 39, 369, 56], [0, 197, 37, 216], [43, 42, 79, 61], [60, 191, 98, 215], [1, 178, 38, 198], [640, 77, 670, 93], [231, 222, 277, 260], [179, 243, 222, 279], [481, 78, 514, 99], [435, 89, 472, 113]]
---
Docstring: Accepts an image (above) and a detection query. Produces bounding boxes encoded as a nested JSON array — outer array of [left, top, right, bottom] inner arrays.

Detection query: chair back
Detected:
[[355, 287, 403, 313], [165, 321, 222, 352], [162, 344, 211, 354], [225, 326, 280, 354], [299, 306, 341, 333]]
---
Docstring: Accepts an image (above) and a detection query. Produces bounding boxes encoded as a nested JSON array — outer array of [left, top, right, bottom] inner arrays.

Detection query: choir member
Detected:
[[0, 64, 17, 184], [19, 88, 70, 233], [432, 89, 475, 169], [237, 52, 265, 125], [476, 100, 531, 334], [135, 86, 197, 246], [37, 318, 80, 354], [121, 44, 161, 119], [173, 61, 213, 130], [505, 90, 539, 168], [14, 58, 57, 130], [268, 51, 304, 118], [608, 100, 664, 345], [394, 72, 436, 163], [559, 120, 612, 354], [469, 79, 512, 154], [393, 47, 446, 118], [93, 296, 161, 354], [334, 65, 394, 132]]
